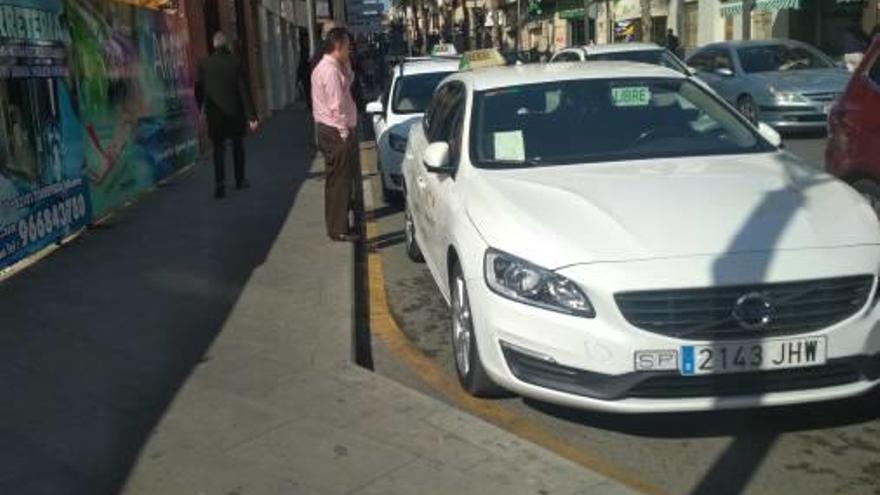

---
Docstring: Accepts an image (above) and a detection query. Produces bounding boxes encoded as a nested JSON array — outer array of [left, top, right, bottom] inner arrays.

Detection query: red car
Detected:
[[827, 36, 880, 214]]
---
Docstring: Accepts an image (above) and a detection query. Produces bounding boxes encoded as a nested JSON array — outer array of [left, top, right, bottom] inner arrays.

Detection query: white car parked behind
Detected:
[[366, 57, 459, 200], [550, 42, 693, 76], [401, 60, 880, 413]]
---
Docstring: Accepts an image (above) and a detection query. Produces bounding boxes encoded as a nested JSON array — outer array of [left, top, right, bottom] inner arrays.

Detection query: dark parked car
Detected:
[[827, 36, 880, 215]]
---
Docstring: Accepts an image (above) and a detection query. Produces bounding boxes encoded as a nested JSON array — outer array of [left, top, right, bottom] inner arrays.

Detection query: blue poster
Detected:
[[0, 0, 90, 268]]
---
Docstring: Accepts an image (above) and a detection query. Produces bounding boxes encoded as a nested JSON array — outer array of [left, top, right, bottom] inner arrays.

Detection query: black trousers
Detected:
[[212, 137, 245, 186]]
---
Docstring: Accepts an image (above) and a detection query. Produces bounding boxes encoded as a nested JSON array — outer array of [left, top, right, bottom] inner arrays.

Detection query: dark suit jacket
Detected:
[[196, 49, 255, 140]]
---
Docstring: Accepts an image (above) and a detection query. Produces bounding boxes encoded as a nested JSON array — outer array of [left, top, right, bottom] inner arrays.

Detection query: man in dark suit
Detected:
[[196, 32, 258, 199]]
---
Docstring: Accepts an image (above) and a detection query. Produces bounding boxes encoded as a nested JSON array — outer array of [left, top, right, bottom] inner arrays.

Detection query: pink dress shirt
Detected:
[[311, 55, 358, 137]]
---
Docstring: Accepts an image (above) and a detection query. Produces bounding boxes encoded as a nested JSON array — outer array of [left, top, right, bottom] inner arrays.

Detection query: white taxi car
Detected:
[[366, 57, 459, 199], [401, 61, 880, 413], [550, 42, 692, 75]]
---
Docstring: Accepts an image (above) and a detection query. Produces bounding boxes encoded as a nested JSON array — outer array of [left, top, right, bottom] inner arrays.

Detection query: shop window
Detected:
[[570, 19, 586, 46], [751, 9, 772, 41], [724, 16, 734, 41]]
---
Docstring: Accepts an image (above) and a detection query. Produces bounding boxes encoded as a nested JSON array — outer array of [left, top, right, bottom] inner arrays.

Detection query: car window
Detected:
[[737, 44, 834, 73], [688, 48, 718, 72], [426, 83, 463, 143], [713, 49, 733, 71], [552, 51, 581, 62], [392, 71, 455, 114], [470, 77, 773, 168], [423, 84, 451, 138], [446, 97, 466, 168], [586, 49, 689, 74]]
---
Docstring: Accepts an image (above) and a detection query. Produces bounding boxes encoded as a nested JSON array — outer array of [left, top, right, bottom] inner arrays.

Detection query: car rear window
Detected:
[[392, 71, 454, 114]]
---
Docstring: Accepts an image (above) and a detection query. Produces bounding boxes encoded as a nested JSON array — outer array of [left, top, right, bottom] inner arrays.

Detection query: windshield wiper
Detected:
[[477, 158, 549, 168]]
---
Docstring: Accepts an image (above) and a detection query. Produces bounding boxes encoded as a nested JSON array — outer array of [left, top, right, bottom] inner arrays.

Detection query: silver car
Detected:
[[687, 39, 850, 130]]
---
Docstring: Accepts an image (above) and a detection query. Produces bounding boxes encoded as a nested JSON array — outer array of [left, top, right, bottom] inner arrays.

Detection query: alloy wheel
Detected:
[[451, 274, 472, 377]]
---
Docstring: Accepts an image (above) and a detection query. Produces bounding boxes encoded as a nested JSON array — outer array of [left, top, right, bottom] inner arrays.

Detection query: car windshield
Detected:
[[392, 71, 454, 114], [737, 44, 834, 73], [585, 49, 689, 74], [470, 78, 773, 168]]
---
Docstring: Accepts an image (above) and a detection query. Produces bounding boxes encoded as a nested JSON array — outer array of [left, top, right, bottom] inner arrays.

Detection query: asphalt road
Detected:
[[367, 135, 880, 495]]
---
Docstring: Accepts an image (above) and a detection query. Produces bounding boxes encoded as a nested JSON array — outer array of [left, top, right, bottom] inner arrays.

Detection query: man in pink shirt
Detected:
[[311, 27, 360, 242]]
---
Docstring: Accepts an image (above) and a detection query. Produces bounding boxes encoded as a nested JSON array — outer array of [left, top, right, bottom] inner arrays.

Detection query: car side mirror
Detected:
[[715, 67, 734, 77], [423, 142, 454, 174], [757, 122, 782, 148], [366, 100, 384, 114]]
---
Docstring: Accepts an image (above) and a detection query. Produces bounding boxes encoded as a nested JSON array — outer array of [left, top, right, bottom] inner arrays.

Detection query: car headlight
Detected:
[[484, 249, 595, 318], [389, 133, 407, 153], [769, 87, 807, 104]]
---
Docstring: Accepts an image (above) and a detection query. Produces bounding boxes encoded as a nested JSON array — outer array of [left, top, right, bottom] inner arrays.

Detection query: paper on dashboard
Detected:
[[493, 130, 525, 161]]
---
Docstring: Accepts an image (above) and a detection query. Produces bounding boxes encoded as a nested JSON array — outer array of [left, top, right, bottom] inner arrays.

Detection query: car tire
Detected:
[[737, 95, 759, 124], [851, 178, 880, 218], [404, 200, 424, 262], [449, 263, 503, 397]]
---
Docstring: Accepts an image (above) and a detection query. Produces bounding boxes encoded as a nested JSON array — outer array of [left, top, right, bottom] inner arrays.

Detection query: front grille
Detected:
[[783, 114, 827, 122], [803, 91, 840, 103], [629, 364, 860, 399], [616, 276, 873, 340]]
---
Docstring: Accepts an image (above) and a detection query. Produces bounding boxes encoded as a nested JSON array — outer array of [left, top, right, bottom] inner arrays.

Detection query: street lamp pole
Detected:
[[306, 0, 317, 56]]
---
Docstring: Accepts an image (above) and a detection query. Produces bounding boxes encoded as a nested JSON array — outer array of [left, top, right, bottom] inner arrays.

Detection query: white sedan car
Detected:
[[550, 42, 692, 75], [366, 57, 459, 200], [401, 61, 880, 413]]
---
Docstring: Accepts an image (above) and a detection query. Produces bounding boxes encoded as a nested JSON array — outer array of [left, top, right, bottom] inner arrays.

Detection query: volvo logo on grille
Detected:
[[732, 292, 775, 330]]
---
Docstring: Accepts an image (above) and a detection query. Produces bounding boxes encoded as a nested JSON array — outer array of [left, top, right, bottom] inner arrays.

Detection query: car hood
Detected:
[[464, 152, 879, 269], [750, 69, 850, 94]]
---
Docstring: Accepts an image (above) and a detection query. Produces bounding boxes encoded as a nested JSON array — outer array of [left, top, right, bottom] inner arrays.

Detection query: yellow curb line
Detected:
[[364, 219, 668, 495]]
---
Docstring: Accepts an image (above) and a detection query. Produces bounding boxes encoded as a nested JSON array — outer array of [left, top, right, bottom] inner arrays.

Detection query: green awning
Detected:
[[720, 0, 802, 17], [559, 8, 585, 19]]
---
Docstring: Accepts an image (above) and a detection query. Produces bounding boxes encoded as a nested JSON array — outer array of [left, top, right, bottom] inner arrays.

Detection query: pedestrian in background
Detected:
[[311, 27, 360, 242], [665, 28, 680, 58], [196, 32, 258, 199]]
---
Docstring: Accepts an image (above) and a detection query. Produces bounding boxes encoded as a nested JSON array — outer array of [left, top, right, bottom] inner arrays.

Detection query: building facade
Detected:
[[483, 0, 878, 55]]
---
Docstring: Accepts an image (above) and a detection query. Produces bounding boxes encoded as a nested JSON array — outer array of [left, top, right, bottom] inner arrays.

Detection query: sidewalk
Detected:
[[0, 108, 638, 495]]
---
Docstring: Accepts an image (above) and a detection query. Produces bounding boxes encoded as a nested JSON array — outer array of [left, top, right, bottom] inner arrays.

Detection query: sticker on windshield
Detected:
[[611, 86, 652, 107], [493, 130, 525, 161]]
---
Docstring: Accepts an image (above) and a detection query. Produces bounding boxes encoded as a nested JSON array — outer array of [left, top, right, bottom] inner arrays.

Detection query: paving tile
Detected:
[[226, 417, 415, 494]]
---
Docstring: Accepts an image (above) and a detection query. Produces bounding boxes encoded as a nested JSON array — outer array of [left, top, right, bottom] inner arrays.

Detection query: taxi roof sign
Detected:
[[431, 43, 458, 56], [459, 49, 507, 70]]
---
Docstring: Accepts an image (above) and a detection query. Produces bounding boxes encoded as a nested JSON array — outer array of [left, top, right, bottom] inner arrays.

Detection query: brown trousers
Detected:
[[316, 124, 358, 236]]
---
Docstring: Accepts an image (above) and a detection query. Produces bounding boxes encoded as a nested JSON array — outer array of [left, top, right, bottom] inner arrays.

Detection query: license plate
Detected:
[[680, 337, 826, 376]]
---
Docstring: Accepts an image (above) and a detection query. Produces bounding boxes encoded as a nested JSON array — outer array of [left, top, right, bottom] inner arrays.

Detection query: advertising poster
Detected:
[[0, 0, 90, 268], [64, 0, 199, 218]]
